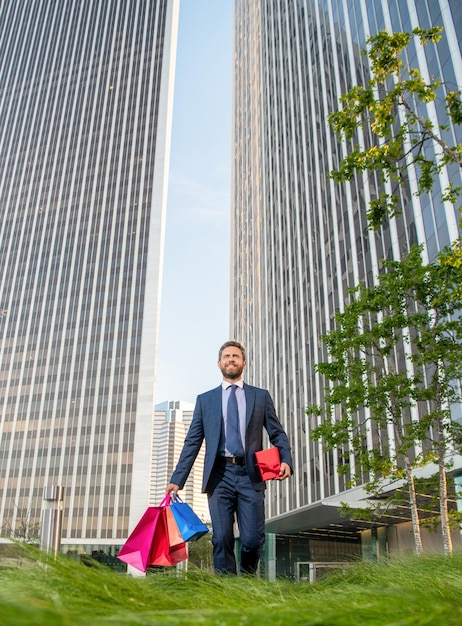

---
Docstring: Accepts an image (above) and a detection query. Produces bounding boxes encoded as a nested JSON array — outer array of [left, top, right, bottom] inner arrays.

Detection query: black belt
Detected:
[[222, 456, 245, 466]]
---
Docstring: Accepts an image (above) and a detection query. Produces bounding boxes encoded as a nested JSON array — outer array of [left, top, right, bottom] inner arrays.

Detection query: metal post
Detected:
[[40, 485, 64, 558]]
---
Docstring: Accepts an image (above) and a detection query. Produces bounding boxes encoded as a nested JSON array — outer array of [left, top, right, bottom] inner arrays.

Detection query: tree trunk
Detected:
[[405, 457, 423, 555], [438, 416, 453, 556]]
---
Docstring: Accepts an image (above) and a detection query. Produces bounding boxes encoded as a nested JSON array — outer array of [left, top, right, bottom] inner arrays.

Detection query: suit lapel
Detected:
[[211, 385, 222, 414], [243, 383, 255, 427], [208, 386, 223, 435]]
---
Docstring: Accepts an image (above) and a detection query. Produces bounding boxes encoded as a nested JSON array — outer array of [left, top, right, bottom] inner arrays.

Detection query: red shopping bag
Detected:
[[255, 447, 281, 480], [117, 496, 187, 572], [149, 508, 188, 566]]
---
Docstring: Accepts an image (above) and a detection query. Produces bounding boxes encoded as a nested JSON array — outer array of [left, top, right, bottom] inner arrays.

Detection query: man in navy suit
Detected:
[[166, 341, 293, 575]]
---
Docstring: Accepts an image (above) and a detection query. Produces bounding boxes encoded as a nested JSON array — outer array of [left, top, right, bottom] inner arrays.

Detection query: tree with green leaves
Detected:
[[328, 27, 462, 230], [308, 245, 462, 555], [309, 27, 462, 555]]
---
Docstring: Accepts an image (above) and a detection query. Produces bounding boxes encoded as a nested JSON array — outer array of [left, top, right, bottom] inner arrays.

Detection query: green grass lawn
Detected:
[[1, 545, 462, 625]]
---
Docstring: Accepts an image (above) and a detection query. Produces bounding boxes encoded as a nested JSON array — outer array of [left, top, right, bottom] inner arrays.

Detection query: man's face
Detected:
[[218, 346, 246, 381]]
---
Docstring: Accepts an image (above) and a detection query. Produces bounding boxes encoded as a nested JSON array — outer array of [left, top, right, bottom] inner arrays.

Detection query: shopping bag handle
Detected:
[[159, 494, 171, 507], [170, 493, 184, 503]]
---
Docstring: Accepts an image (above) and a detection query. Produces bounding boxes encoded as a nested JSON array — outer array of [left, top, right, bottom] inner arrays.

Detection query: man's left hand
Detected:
[[276, 462, 292, 480]]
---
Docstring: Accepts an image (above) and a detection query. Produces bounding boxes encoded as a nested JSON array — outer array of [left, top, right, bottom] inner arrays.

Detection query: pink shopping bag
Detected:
[[117, 505, 164, 572], [118, 495, 187, 571]]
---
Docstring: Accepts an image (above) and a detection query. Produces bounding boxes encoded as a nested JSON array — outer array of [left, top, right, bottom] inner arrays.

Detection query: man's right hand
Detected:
[[166, 483, 180, 495]]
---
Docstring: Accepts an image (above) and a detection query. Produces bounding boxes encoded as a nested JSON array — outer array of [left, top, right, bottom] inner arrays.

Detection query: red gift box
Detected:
[[255, 447, 281, 480]]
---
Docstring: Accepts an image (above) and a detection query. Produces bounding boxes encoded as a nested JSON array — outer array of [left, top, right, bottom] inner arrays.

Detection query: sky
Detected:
[[154, 1, 234, 405]]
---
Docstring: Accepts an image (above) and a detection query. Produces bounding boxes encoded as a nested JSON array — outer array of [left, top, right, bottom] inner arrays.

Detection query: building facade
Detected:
[[152, 401, 209, 522], [0, 0, 179, 556], [232, 0, 462, 576]]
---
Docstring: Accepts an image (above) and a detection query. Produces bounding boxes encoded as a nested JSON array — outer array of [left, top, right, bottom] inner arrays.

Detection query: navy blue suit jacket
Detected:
[[170, 383, 293, 493]]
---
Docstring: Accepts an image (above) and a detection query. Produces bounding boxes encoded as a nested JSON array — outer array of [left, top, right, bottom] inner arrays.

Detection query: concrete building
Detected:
[[0, 0, 179, 557], [232, 0, 462, 577], [152, 401, 210, 523]]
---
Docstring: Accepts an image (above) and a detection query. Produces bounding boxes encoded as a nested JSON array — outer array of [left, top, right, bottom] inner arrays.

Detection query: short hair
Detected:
[[218, 341, 246, 361]]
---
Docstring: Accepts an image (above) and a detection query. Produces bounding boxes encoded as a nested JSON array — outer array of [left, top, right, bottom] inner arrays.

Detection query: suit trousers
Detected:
[[207, 458, 266, 574]]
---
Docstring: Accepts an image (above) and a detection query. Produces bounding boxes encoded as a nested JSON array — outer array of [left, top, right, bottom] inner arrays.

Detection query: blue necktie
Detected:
[[226, 384, 244, 457]]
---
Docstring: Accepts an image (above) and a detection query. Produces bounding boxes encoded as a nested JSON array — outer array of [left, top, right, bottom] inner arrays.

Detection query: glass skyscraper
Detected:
[[0, 0, 179, 555], [232, 0, 462, 573]]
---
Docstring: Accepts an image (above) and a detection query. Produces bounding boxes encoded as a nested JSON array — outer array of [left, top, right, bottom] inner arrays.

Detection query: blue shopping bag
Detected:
[[170, 494, 209, 542]]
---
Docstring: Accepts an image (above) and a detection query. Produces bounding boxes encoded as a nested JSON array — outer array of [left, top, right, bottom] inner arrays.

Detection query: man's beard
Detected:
[[220, 365, 244, 380]]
